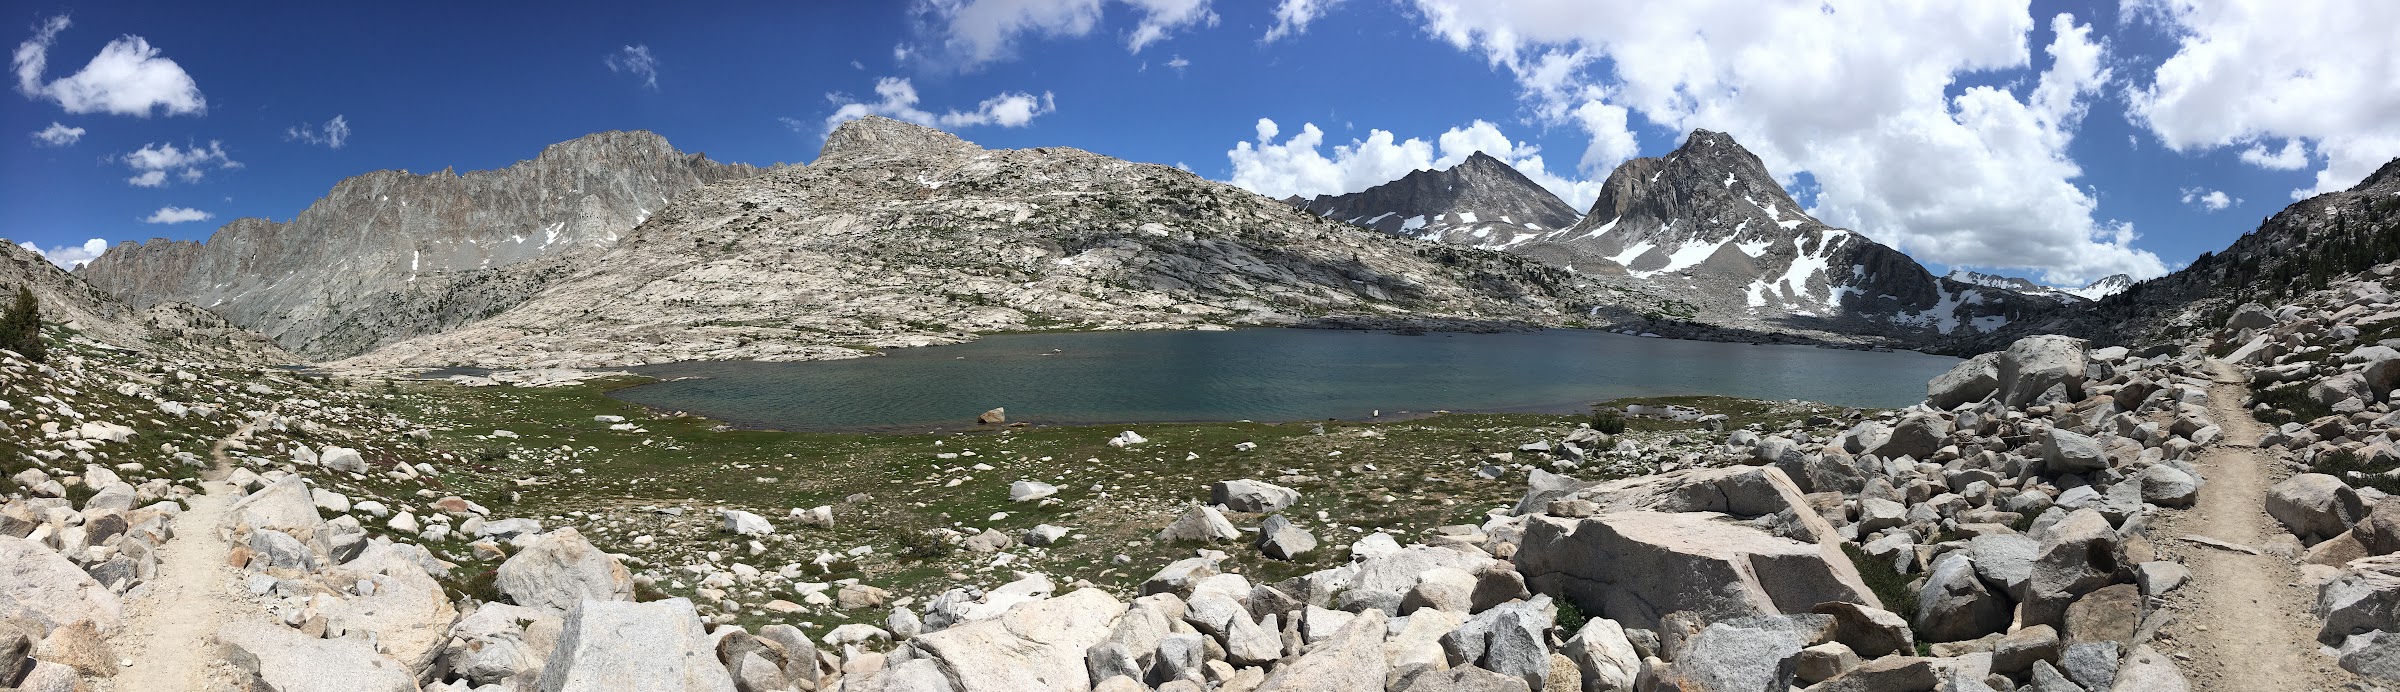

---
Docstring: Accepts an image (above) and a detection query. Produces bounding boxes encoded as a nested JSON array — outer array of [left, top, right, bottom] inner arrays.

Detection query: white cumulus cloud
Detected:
[[2178, 187, 2237, 212], [122, 140, 238, 187], [16, 238, 109, 269], [1404, 2, 2163, 285], [12, 15, 206, 116], [915, 0, 1218, 67], [1264, 0, 1343, 42], [605, 45, 659, 89], [1226, 117, 1604, 208], [2125, 0, 2400, 199], [285, 114, 350, 149], [819, 77, 1055, 133], [142, 206, 212, 224], [2237, 139, 2308, 171], [30, 121, 82, 146]]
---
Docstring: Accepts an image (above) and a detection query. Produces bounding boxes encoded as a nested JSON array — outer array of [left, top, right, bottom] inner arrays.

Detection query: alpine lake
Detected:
[[607, 328, 1961, 432]]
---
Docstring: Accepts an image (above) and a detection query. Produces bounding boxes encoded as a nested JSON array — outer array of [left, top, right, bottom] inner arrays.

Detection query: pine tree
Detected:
[[2, 286, 44, 362]]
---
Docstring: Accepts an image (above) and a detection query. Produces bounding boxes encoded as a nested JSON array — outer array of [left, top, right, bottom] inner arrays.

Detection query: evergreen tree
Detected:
[[2, 286, 44, 362]]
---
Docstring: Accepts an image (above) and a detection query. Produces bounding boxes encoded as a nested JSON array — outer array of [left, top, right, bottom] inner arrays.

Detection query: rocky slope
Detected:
[[1975, 158, 2400, 353], [337, 117, 1625, 369], [75, 131, 761, 360], [1290, 152, 1584, 249], [0, 241, 288, 364], [1512, 130, 2068, 341]]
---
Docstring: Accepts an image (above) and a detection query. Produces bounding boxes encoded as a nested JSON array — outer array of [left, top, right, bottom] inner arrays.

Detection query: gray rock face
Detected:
[[2339, 631, 2400, 683], [494, 528, 634, 613], [2025, 509, 2120, 628], [539, 598, 737, 692], [333, 116, 1621, 370], [2043, 428, 2108, 475], [0, 241, 288, 362], [1255, 514, 1317, 560], [1513, 511, 1876, 630], [1998, 335, 2088, 408], [1210, 479, 1300, 513], [2138, 465, 2201, 507], [0, 536, 122, 634], [79, 131, 760, 359], [1928, 352, 2002, 408], [2317, 556, 2400, 645], [1157, 504, 1240, 543], [1514, 130, 2061, 343], [217, 619, 419, 692], [1256, 608, 1386, 692], [1664, 618, 1814, 692], [1871, 414, 1949, 460], [1291, 151, 1583, 250], [1562, 617, 1642, 692], [2268, 473, 2365, 543], [912, 588, 1123, 692], [1915, 553, 2010, 643]]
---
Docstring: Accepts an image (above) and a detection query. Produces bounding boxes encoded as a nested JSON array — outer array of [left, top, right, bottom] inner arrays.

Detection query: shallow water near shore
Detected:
[[609, 328, 1959, 431]]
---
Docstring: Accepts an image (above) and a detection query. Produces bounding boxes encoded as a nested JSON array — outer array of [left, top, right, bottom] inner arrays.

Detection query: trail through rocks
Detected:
[[2150, 359, 2350, 690], [104, 425, 261, 691]]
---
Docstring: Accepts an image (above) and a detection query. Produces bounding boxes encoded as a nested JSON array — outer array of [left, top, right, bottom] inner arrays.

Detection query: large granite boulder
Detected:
[[1513, 511, 1878, 630], [1916, 553, 2010, 642], [913, 588, 1123, 692], [1927, 352, 2001, 409], [1211, 480, 1301, 513], [1530, 466, 1839, 543], [1256, 609, 1386, 692], [0, 536, 122, 634], [2023, 509, 2121, 628], [2269, 474, 2366, 543], [1997, 335, 2087, 408], [217, 619, 419, 692], [229, 475, 328, 542], [495, 528, 634, 614], [539, 598, 735, 691]]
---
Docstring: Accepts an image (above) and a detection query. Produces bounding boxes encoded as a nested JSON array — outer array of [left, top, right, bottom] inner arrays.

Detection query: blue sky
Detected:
[[6, 1, 2395, 287]]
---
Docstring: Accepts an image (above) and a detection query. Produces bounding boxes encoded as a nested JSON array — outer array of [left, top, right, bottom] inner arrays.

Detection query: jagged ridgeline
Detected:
[[76, 131, 763, 360], [1296, 130, 2068, 345], [1975, 159, 2400, 350], [338, 116, 1607, 369], [0, 241, 286, 362]]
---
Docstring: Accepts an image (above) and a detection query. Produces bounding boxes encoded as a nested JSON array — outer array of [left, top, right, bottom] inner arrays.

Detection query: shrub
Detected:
[[1554, 597, 1590, 637], [0, 286, 44, 363], [1589, 408, 1627, 435], [2315, 449, 2400, 495], [2251, 383, 2332, 426], [895, 526, 956, 560]]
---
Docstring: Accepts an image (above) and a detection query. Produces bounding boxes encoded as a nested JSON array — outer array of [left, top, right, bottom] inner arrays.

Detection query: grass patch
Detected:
[[2251, 382, 2332, 426], [2314, 449, 2400, 495], [1841, 542, 1917, 625]]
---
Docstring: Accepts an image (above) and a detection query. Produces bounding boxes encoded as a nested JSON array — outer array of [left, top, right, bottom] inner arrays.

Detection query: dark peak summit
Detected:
[[1288, 148, 1581, 245], [816, 116, 982, 167]]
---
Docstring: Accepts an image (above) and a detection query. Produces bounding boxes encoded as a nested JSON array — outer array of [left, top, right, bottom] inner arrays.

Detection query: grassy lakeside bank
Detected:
[[375, 374, 1852, 632]]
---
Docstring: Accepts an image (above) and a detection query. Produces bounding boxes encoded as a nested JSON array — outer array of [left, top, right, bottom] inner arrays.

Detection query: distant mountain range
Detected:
[[1288, 130, 2067, 340], [77, 131, 761, 360], [1944, 270, 2133, 302], [22, 117, 2400, 367]]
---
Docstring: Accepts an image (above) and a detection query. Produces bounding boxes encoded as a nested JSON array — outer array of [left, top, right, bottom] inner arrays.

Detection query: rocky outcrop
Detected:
[[77, 130, 761, 359], [333, 117, 1611, 369], [1503, 130, 2063, 343], [0, 241, 289, 362], [1291, 152, 1584, 250]]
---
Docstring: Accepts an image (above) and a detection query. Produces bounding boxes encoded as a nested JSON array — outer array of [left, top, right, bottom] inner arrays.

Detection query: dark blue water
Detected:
[[609, 329, 1957, 431]]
